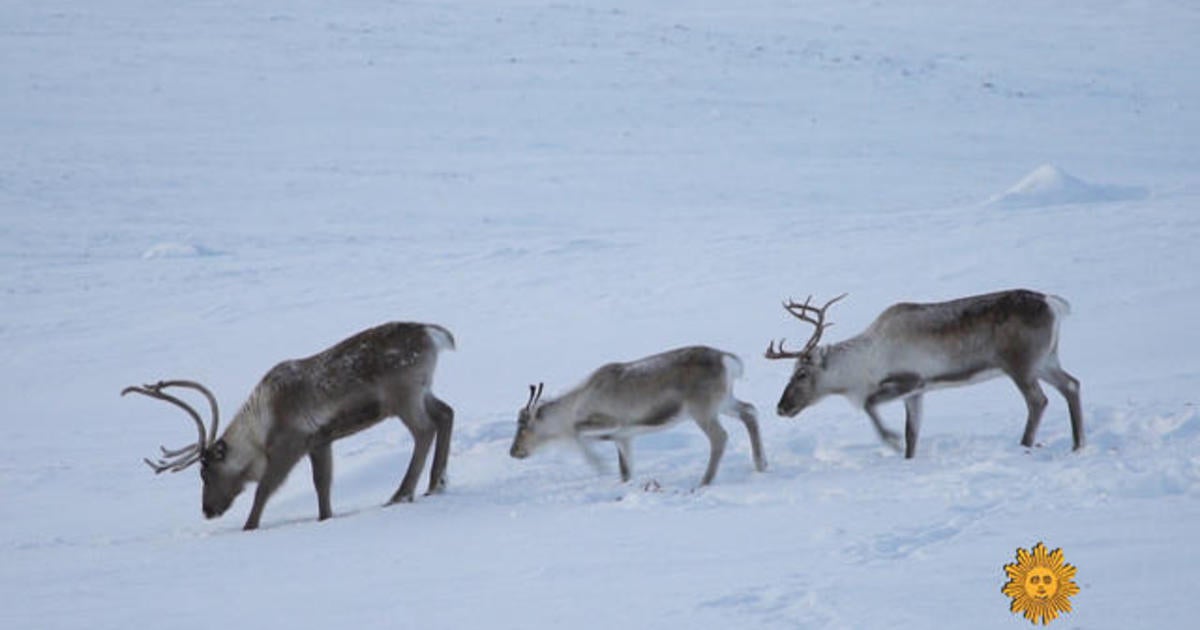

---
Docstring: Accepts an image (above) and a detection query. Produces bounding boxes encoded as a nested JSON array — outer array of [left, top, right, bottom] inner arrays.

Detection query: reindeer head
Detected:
[[765, 294, 846, 417], [509, 382, 547, 459], [122, 380, 246, 519]]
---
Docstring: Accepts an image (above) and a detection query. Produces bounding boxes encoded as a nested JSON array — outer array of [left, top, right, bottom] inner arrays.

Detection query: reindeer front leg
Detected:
[[309, 442, 334, 520], [863, 405, 902, 451], [903, 394, 923, 459], [864, 372, 923, 452], [244, 433, 307, 530], [615, 437, 633, 482], [573, 413, 619, 475]]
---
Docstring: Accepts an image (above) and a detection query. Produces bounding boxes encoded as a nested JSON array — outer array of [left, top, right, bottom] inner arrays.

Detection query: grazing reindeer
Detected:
[[765, 290, 1084, 458], [123, 322, 455, 530], [509, 346, 767, 486]]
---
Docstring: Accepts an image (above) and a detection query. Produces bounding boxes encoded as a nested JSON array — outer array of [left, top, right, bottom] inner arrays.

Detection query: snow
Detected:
[[3, 1, 1199, 628], [985, 164, 1148, 209], [141, 242, 220, 259]]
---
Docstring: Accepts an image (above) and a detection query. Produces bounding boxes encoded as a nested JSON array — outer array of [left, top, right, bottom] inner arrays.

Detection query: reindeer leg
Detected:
[[615, 437, 633, 482], [903, 394, 923, 459], [864, 404, 903, 452], [244, 433, 307, 531], [723, 398, 767, 472], [695, 415, 728, 486], [389, 409, 435, 505], [309, 442, 334, 521], [1041, 364, 1085, 451], [1012, 375, 1049, 448], [307, 439, 336, 518], [424, 394, 454, 495], [865, 373, 922, 451]]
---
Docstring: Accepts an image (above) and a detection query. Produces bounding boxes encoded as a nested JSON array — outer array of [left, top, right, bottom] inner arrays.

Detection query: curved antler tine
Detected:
[[535, 382, 544, 402], [166, 452, 202, 473], [144, 457, 171, 474], [783, 295, 818, 318], [159, 443, 201, 458], [779, 292, 848, 354], [150, 380, 220, 445], [144, 450, 202, 474], [765, 338, 805, 360], [825, 293, 849, 309], [122, 385, 208, 453], [526, 384, 537, 409]]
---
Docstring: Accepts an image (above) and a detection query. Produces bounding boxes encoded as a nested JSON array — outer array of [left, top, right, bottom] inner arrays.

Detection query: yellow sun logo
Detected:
[[1002, 542, 1080, 625]]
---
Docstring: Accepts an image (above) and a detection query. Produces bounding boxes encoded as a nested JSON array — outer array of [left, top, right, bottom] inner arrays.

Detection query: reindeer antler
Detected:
[[765, 293, 847, 359], [122, 380, 221, 473], [150, 380, 220, 443], [525, 382, 545, 411]]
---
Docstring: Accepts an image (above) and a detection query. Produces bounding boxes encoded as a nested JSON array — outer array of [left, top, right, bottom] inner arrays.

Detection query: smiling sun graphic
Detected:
[[1002, 542, 1080, 625]]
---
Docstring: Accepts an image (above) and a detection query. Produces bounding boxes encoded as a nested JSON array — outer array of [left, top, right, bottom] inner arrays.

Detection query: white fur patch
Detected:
[[425, 324, 456, 352]]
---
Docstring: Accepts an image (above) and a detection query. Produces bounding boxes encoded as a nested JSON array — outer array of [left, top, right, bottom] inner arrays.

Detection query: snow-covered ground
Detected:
[[3, 1, 1198, 628]]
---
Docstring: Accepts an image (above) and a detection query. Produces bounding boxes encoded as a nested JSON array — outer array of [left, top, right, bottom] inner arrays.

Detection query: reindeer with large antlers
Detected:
[[124, 322, 455, 530], [766, 289, 1084, 458], [509, 346, 767, 486]]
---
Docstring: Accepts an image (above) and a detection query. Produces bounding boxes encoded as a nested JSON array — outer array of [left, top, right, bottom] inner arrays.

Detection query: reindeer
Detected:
[[123, 322, 455, 530], [765, 289, 1084, 458], [509, 346, 767, 486]]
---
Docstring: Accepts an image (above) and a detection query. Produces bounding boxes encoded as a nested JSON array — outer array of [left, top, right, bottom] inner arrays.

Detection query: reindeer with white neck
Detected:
[[509, 346, 767, 486], [124, 322, 455, 530], [765, 289, 1084, 458]]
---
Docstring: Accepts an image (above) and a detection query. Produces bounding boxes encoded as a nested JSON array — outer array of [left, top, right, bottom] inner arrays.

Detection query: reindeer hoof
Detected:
[[425, 476, 448, 496]]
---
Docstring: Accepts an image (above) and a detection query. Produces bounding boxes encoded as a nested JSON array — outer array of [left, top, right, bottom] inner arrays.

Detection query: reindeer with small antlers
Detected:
[[765, 289, 1084, 458], [509, 346, 767, 486], [124, 322, 455, 530]]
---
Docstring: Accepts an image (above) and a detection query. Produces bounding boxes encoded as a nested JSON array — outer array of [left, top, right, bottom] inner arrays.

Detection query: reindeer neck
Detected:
[[819, 335, 879, 397], [218, 393, 271, 478], [536, 389, 587, 436]]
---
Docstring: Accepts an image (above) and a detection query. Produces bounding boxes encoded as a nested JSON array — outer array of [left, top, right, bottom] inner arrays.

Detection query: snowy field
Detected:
[[3, 1, 1199, 628]]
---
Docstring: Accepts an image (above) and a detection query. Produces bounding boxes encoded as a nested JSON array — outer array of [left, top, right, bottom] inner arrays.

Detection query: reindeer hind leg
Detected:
[[694, 413, 728, 486], [389, 406, 436, 505], [722, 398, 766, 472], [1011, 373, 1049, 448], [424, 394, 454, 495], [1040, 360, 1085, 451]]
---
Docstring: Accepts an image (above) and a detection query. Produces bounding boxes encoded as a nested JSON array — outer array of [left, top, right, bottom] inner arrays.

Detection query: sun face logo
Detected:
[[1002, 542, 1080, 625]]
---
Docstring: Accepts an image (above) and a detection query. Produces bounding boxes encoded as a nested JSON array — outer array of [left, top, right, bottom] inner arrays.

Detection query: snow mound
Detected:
[[140, 242, 219, 259], [987, 164, 1147, 209]]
